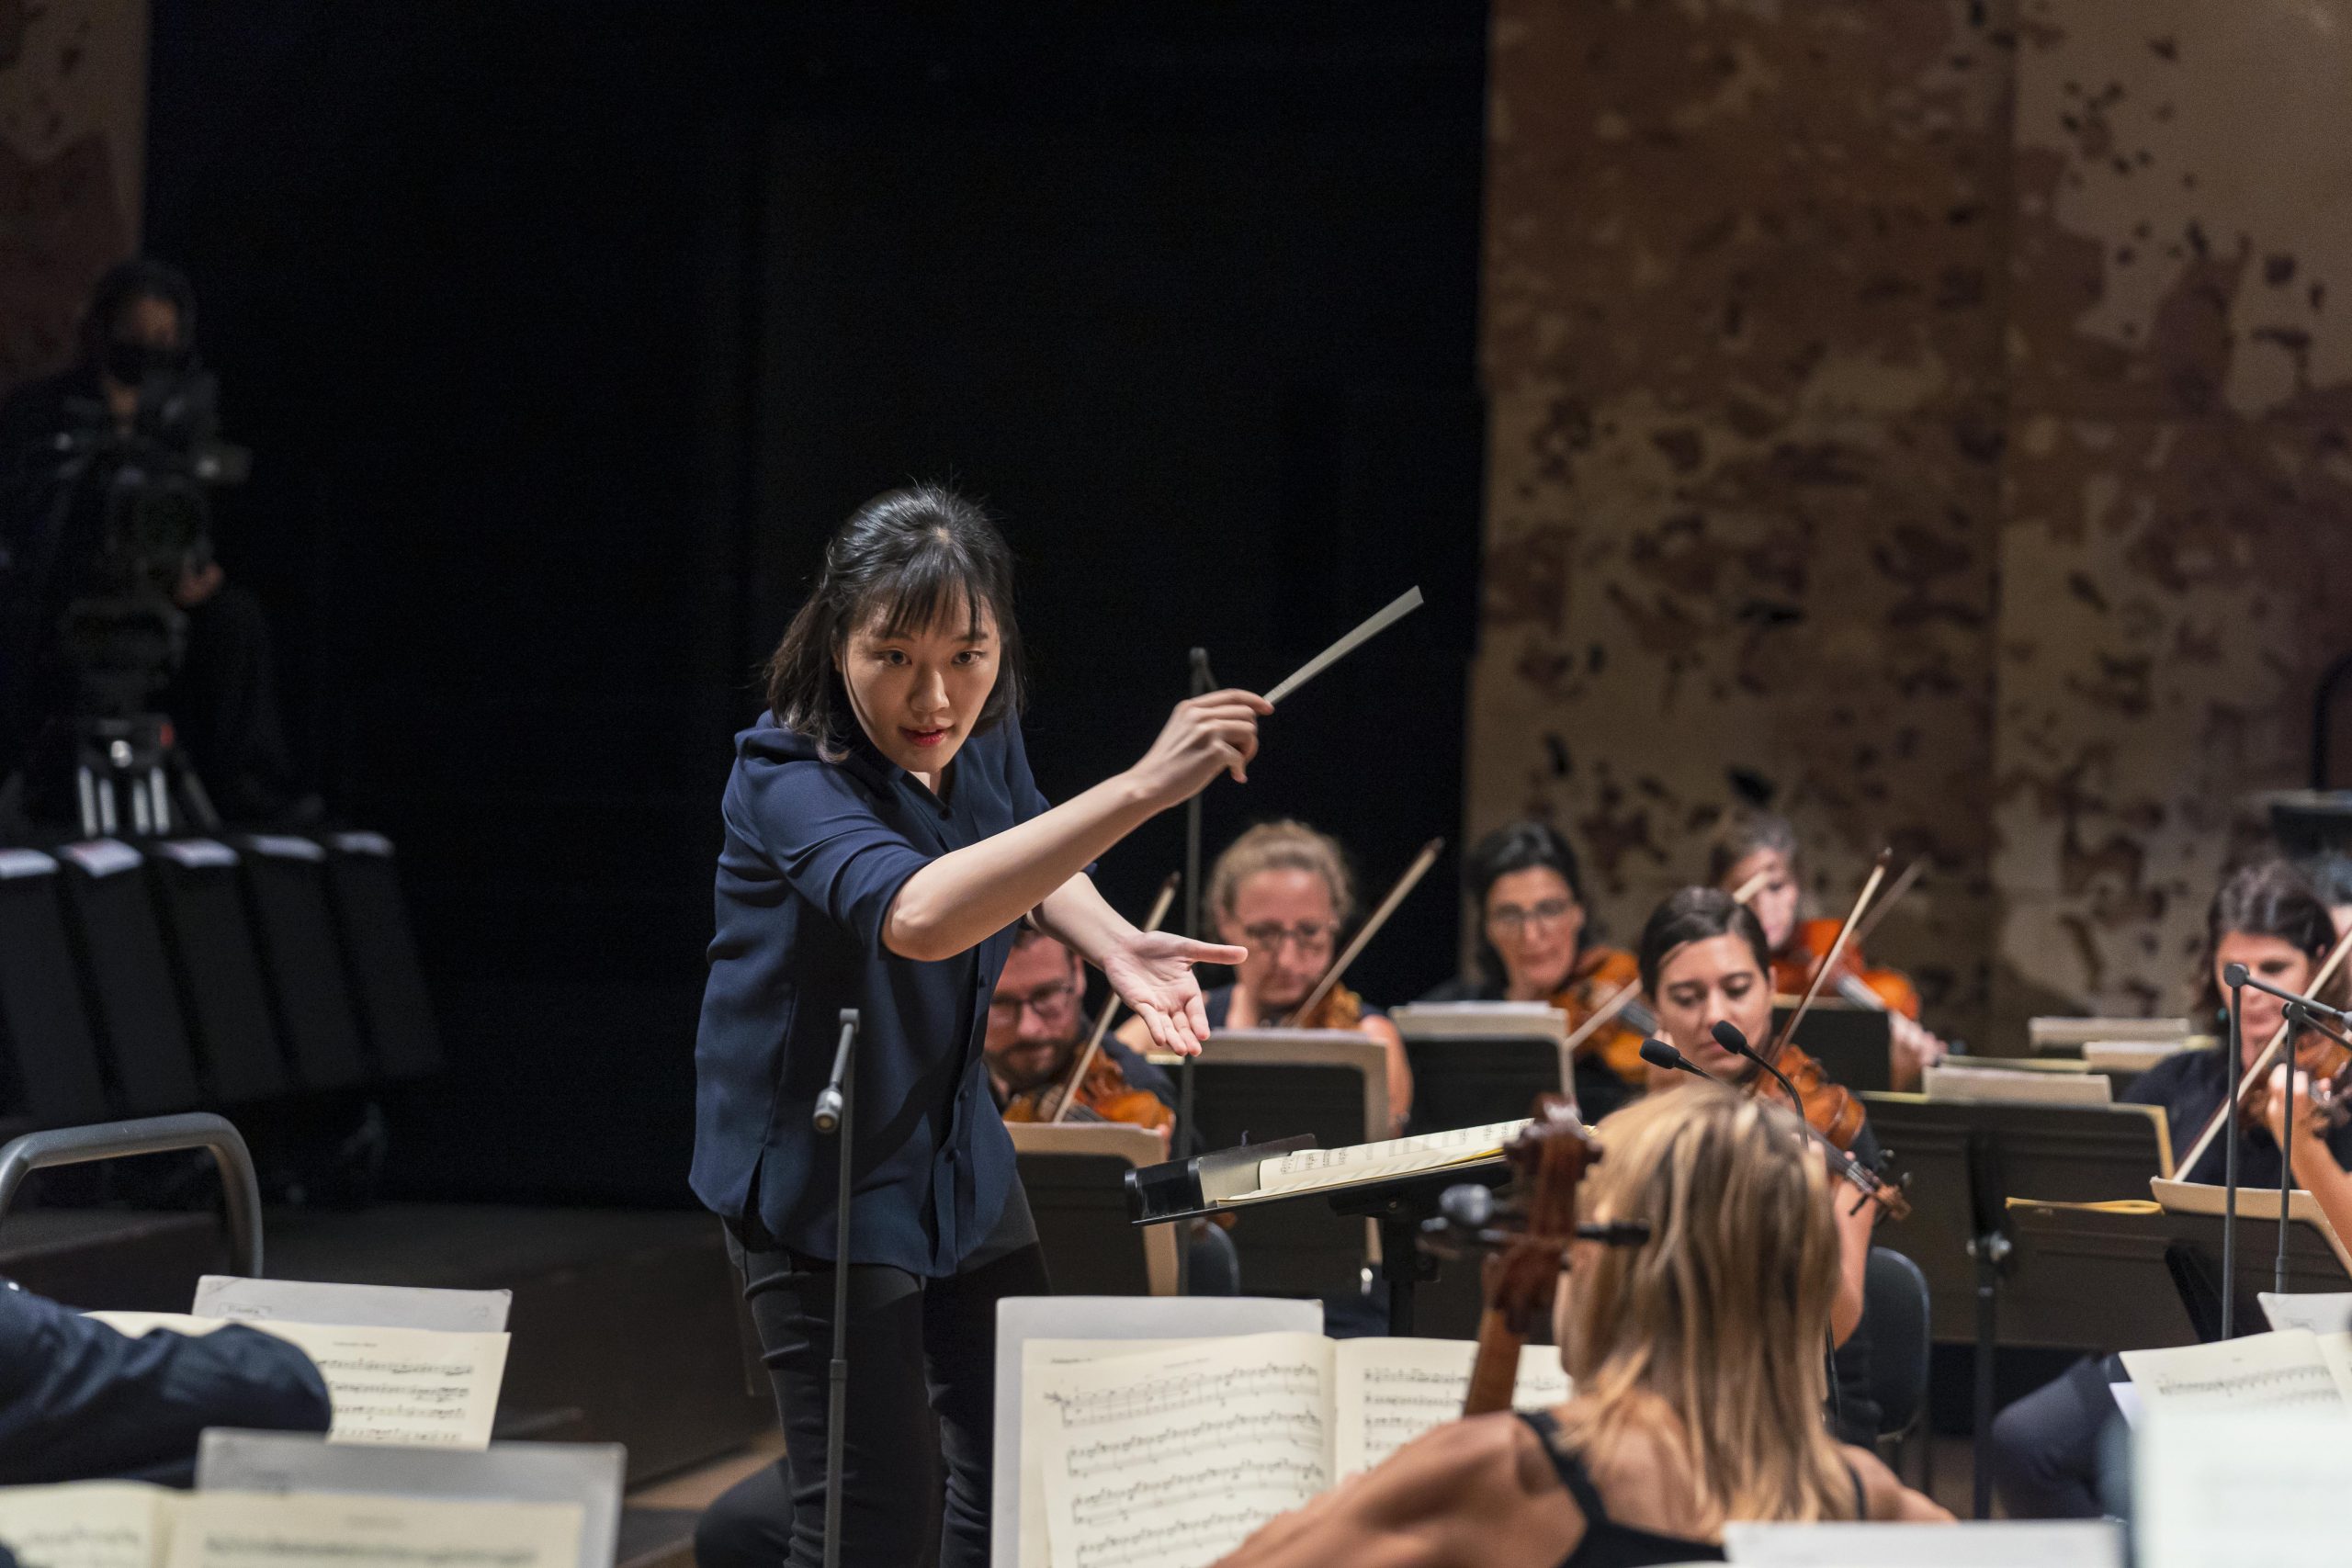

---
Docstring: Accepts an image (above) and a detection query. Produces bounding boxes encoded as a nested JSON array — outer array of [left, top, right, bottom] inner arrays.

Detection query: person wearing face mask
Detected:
[[1209, 1087, 1945, 1568], [1708, 812, 1948, 1091], [1985, 859, 2352, 1518], [1119, 819, 1412, 1133], [693, 484, 1266, 1568], [1421, 820, 1648, 1117], [1634, 886, 1883, 1445], [0, 257, 307, 823]]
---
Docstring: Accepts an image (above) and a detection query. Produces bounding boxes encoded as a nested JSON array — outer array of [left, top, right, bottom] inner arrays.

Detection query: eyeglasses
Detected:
[[1489, 898, 1576, 935], [988, 979, 1079, 1025], [1238, 921, 1339, 955]]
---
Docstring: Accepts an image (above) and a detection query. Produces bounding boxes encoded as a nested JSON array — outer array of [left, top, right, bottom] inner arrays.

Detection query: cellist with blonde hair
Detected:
[[1214, 1085, 1947, 1567]]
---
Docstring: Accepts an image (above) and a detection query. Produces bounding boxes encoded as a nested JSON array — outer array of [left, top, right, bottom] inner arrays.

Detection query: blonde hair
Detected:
[[1555, 1085, 1855, 1529], [1209, 820, 1356, 923]]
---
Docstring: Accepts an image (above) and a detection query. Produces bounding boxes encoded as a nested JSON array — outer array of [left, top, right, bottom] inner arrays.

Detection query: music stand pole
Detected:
[[2222, 980, 2242, 1338], [812, 1009, 860, 1568], [1174, 648, 1214, 1299]]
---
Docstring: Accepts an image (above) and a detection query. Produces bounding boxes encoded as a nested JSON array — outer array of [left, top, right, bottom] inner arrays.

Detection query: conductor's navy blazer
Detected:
[[691, 711, 1055, 1275]]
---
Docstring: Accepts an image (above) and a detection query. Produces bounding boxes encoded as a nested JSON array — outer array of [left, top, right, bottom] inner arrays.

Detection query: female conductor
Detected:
[[691, 486, 1266, 1567]]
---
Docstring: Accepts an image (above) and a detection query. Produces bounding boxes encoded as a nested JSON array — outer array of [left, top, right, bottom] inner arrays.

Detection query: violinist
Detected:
[[987, 927, 1174, 1130], [1421, 820, 1647, 1116], [1634, 886, 1883, 1443], [1118, 819, 1413, 1132], [1708, 812, 1949, 1090], [1987, 859, 2352, 1519], [1211, 1087, 1946, 1568]]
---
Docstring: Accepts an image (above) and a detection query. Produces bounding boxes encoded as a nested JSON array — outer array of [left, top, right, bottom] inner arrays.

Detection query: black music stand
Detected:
[[2006, 1197, 2352, 1349], [1125, 1136, 1510, 1336], [1774, 1005, 1894, 1092], [1858, 1093, 2171, 1517]]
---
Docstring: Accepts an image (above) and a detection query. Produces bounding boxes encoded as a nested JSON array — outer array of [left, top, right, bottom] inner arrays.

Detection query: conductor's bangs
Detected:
[[857, 537, 1001, 645]]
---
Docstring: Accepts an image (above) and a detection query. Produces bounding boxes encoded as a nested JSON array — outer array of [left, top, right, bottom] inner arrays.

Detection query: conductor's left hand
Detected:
[[1102, 929, 1248, 1056]]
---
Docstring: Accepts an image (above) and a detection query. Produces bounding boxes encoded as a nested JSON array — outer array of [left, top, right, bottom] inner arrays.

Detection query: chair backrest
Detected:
[[1006, 1122, 1177, 1296], [1862, 1245, 1931, 1440]]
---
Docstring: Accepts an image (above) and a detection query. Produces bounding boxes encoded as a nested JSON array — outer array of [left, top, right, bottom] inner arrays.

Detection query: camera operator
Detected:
[[0, 258, 310, 825]]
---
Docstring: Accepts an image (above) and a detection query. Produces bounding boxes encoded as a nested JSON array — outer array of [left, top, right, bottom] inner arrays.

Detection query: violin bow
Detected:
[[1848, 858, 1924, 952], [1285, 837, 1444, 1027], [1729, 866, 1774, 907], [1049, 873, 1181, 1124], [2175, 920, 2352, 1176], [1766, 849, 1892, 1064], [1560, 978, 1646, 1058]]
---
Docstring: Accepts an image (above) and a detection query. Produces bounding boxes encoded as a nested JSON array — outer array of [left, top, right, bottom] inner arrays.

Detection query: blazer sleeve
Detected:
[[0, 1287, 331, 1483]]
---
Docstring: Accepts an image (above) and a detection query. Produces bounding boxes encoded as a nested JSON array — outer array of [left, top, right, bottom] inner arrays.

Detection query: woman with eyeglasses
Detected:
[[1122, 818, 1412, 1131], [1423, 820, 1649, 1116]]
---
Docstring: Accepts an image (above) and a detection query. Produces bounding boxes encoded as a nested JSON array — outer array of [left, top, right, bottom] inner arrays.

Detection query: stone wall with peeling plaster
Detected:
[[1473, 0, 2352, 1044], [0, 0, 145, 395]]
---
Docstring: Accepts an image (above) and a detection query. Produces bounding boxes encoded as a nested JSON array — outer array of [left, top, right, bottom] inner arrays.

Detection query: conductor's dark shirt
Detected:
[[0, 1281, 330, 1483], [2124, 1045, 2352, 1187], [691, 712, 1059, 1276]]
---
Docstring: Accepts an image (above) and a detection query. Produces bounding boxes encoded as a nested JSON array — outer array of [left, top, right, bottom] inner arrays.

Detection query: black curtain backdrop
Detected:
[[142, 3, 1487, 1205]]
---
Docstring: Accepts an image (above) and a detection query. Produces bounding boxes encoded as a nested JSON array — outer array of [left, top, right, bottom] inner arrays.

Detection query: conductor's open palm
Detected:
[[1102, 929, 1247, 1056]]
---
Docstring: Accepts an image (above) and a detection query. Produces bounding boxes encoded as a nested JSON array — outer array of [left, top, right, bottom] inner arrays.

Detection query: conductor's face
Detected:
[[1218, 868, 1339, 1014], [1649, 934, 1772, 1085], [839, 600, 1001, 786]]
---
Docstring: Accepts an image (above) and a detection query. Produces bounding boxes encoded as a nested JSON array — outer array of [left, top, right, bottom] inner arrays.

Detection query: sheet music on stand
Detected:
[[2260, 1290, 2352, 1334], [1724, 1520, 2123, 1566], [2137, 1407, 2352, 1568], [197, 1430, 626, 1568], [194, 1275, 513, 1332]]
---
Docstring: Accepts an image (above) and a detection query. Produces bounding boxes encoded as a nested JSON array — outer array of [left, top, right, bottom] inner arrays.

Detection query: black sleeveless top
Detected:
[[1517, 1410, 1868, 1568]]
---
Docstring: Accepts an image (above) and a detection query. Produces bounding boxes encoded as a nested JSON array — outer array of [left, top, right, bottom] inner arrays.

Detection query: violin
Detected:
[[1550, 946, 1654, 1085], [1283, 837, 1443, 1027], [1002, 1051, 1173, 1133], [2177, 922, 2352, 1177], [1773, 919, 1921, 1021], [1291, 982, 1367, 1032]]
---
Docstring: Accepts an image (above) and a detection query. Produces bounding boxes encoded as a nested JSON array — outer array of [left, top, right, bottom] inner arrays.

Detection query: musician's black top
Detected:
[[1517, 1409, 1865, 1567], [2125, 1046, 2352, 1186], [1515, 1410, 1726, 1566]]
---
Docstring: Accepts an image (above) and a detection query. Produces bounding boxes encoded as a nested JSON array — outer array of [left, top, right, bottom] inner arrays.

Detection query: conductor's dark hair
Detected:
[[80, 257, 197, 363], [764, 485, 1024, 761], [1465, 820, 1587, 987], [1637, 886, 1772, 1000], [2194, 859, 2343, 1022]]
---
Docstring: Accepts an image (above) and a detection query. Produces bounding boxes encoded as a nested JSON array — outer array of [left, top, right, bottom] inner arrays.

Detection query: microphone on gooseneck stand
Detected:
[[1711, 1021, 1806, 1122], [1638, 1037, 1715, 1083], [2223, 963, 2352, 1026]]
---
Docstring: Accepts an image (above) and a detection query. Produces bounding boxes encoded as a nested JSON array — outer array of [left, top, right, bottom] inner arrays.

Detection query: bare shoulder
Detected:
[[1215, 1414, 1576, 1568], [1839, 1444, 1953, 1522]]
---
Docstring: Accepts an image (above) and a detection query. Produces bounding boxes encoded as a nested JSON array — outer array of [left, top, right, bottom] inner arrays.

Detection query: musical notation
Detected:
[[167, 1493, 580, 1568], [2120, 1328, 2352, 1415], [1246, 1119, 1530, 1201]]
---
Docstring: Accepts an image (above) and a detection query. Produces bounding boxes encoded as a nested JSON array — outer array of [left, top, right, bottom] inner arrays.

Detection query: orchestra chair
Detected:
[[1007, 1122, 1177, 1296], [1155, 1029, 1389, 1304], [1864, 1246, 1933, 1493], [0, 846, 111, 1126]]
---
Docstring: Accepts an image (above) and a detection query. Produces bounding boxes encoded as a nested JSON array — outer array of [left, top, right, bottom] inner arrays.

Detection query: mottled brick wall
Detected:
[[1472, 0, 2352, 1044], [0, 0, 145, 394]]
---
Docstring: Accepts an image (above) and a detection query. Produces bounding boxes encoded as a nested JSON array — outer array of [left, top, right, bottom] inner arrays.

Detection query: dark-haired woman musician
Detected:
[[1422, 820, 1647, 1117], [691, 484, 1268, 1567], [1634, 886, 1883, 1444], [1989, 859, 2352, 1518]]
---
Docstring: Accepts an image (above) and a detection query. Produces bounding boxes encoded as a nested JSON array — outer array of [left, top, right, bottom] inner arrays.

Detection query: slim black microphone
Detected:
[[2224, 963, 2352, 1024], [1638, 1037, 1711, 1080], [1712, 1020, 1806, 1122]]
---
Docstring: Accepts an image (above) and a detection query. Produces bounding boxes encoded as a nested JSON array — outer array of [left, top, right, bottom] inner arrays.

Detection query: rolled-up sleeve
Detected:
[[736, 756, 933, 953], [0, 1291, 331, 1483]]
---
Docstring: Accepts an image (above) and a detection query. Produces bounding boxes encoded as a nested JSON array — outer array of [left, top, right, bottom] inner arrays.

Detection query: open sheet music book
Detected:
[[2120, 1328, 2352, 1414], [0, 1483, 581, 1568], [1023, 1331, 1567, 1568], [1234, 1119, 1530, 1201], [85, 1312, 508, 1450]]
